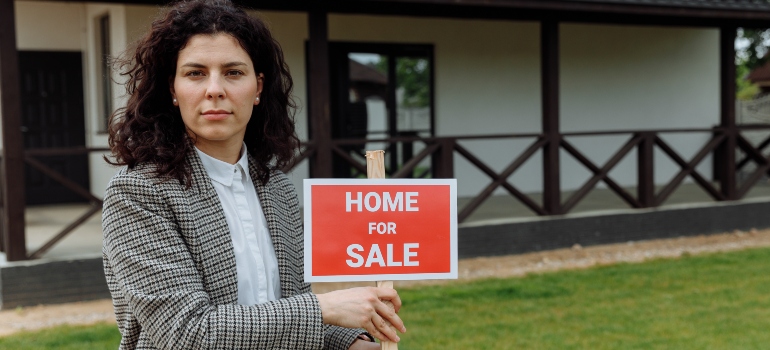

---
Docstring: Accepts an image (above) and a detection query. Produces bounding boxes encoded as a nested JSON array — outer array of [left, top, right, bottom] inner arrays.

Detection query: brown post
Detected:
[[541, 20, 561, 215], [433, 139, 454, 178], [637, 132, 655, 207], [719, 26, 737, 200], [308, 11, 333, 178], [0, 0, 26, 261]]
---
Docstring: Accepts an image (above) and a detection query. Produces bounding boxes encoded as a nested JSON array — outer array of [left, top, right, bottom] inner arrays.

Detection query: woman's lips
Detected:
[[202, 111, 231, 121]]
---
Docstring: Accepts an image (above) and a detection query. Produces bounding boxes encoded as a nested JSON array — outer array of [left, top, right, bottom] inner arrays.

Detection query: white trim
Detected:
[[85, 4, 126, 144], [303, 178, 458, 282], [85, 4, 128, 195]]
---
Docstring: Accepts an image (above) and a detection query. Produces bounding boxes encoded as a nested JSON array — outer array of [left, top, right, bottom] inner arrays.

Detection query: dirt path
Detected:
[[3, 228, 770, 337]]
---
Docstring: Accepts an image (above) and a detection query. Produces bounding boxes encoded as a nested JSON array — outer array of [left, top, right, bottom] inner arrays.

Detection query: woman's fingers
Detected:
[[373, 298, 406, 333], [374, 288, 402, 313], [370, 313, 400, 342]]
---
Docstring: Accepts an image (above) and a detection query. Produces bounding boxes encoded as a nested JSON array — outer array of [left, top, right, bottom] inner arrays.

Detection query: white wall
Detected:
[[16, 2, 85, 51], [125, 5, 159, 42], [322, 15, 720, 197], [560, 23, 719, 191], [327, 15, 543, 199], [11, 5, 723, 204], [328, 15, 543, 136]]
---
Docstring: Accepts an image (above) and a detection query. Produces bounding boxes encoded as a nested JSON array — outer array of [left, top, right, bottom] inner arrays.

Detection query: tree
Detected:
[[395, 58, 430, 108], [372, 57, 431, 108], [736, 28, 770, 99], [737, 28, 770, 71]]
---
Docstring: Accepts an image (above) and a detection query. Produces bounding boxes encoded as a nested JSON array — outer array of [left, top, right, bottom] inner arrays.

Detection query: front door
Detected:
[[328, 42, 435, 178], [19, 51, 89, 205]]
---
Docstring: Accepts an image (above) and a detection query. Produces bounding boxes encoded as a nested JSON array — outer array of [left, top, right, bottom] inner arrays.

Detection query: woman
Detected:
[[102, 1, 405, 349]]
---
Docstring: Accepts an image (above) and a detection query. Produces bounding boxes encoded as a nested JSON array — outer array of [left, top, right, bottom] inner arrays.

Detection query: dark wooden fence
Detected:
[[3, 124, 770, 259], [0, 147, 107, 259], [288, 125, 770, 223]]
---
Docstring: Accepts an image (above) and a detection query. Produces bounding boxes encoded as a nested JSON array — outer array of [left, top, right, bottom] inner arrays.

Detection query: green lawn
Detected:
[[399, 247, 770, 349], [3, 247, 770, 349], [0, 323, 120, 350]]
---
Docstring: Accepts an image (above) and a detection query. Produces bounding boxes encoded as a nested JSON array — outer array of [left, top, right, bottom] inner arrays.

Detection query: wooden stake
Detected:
[[366, 150, 398, 350], [366, 150, 387, 179]]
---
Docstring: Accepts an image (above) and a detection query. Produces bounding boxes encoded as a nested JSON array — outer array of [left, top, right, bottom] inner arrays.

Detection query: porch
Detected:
[[3, 179, 770, 309], [7, 178, 770, 262]]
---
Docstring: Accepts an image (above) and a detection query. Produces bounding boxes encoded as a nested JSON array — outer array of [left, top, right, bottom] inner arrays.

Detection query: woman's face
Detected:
[[171, 33, 262, 157]]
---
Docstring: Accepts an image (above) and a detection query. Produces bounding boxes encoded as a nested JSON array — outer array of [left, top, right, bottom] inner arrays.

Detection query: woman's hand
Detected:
[[316, 287, 406, 342], [349, 339, 381, 349]]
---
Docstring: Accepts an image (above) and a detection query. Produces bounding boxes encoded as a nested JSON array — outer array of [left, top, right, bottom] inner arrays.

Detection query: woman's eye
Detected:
[[226, 70, 245, 76], [185, 71, 204, 77]]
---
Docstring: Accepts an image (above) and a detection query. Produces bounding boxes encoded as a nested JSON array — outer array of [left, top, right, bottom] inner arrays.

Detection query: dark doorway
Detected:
[[19, 51, 89, 205], [327, 42, 435, 178]]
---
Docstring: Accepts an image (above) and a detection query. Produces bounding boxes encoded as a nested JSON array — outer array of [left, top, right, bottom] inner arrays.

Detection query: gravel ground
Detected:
[[3, 228, 770, 337]]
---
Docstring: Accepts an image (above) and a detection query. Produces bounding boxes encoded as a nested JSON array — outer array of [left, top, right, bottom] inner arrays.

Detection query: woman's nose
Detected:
[[206, 77, 226, 99]]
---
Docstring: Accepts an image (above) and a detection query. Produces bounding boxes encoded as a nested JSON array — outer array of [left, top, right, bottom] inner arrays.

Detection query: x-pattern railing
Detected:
[[22, 147, 108, 259], [653, 134, 726, 203], [314, 126, 770, 224], [736, 131, 770, 197], [560, 134, 641, 212], [9, 125, 770, 259], [453, 137, 548, 218]]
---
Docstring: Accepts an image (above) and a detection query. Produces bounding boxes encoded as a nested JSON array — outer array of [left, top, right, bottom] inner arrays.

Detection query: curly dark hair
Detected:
[[107, 0, 299, 186]]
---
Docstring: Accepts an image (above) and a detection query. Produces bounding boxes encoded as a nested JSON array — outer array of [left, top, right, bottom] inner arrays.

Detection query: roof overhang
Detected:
[[45, 0, 770, 27]]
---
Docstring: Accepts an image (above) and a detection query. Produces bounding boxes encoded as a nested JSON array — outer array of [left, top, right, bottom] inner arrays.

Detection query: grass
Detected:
[[398, 247, 770, 349], [2, 247, 770, 349], [0, 323, 120, 350]]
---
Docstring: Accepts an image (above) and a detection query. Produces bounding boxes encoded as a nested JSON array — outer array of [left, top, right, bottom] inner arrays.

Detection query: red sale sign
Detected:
[[304, 179, 457, 282]]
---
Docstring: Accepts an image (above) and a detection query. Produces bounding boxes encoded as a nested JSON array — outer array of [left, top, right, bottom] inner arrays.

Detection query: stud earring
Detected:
[[172, 98, 178, 105], [255, 97, 260, 103]]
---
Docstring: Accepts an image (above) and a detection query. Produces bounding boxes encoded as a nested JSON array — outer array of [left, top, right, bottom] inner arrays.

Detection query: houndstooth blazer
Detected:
[[102, 150, 363, 349]]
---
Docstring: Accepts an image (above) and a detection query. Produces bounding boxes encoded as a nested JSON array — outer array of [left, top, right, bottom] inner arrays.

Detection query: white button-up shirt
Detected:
[[195, 145, 282, 305]]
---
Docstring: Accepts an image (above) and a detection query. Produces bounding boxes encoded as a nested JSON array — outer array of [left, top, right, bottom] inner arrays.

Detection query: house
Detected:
[[748, 60, 770, 95], [2, 0, 770, 307]]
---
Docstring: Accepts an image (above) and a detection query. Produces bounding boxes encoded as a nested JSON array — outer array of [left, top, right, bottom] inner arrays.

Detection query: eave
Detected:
[[34, 0, 770, 27]]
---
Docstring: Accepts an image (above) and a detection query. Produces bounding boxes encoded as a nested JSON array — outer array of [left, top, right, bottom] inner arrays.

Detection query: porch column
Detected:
[[0, 0, 26, 261], [308, 11, 333, 178], [541, 20, 561, 215], [718, 26, 737, 200]]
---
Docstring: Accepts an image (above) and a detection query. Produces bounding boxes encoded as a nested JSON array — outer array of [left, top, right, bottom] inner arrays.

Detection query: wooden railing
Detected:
[[286, 125, 770, 223], [24, 147, 108, 259], [5, 124, 770, 259], [0, 147, 108, 259]]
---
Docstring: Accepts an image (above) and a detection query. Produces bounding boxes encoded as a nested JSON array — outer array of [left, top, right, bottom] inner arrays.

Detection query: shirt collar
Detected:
[[195, 144, 249, 187]]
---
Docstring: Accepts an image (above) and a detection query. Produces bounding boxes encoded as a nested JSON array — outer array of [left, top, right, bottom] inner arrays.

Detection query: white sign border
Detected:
[[303, 178, 458, 283]]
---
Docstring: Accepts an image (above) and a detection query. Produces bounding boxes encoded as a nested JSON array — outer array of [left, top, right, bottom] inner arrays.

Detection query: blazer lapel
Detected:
[[248, 159, 296, 297], [186, 150, 239, 304]]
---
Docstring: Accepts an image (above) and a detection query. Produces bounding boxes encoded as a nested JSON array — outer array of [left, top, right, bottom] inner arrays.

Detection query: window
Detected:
[[95, 14, 113, 132], [326, 43, 435, 178]]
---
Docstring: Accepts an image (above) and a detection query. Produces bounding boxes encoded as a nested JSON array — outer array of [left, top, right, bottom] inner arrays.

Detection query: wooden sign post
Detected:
[[366, 150, 397, 350]]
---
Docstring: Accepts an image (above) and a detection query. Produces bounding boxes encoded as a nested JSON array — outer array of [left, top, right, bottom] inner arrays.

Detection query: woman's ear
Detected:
[[255, 73, 264, 106], [169, 77, 178, 106]]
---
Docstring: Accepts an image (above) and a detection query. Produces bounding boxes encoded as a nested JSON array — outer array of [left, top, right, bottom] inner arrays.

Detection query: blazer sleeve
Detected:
[[278, 174, 367, 350], [102, 172, 325, 350]]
